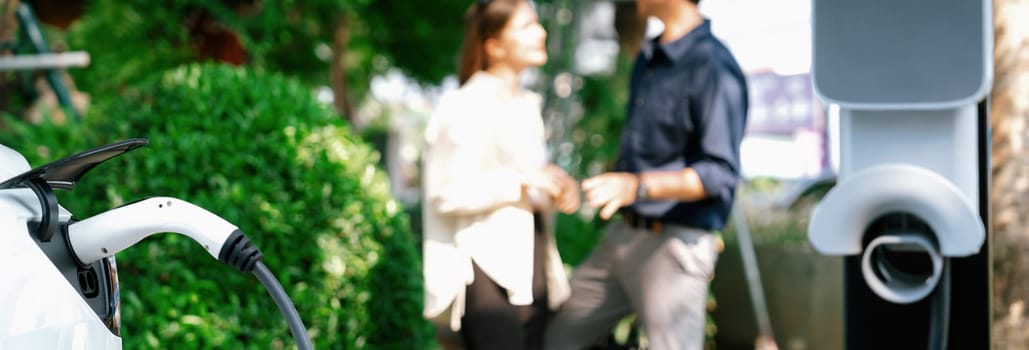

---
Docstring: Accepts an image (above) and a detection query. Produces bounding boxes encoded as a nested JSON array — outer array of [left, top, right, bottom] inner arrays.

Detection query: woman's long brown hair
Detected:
[[457, 0, 525, 86]]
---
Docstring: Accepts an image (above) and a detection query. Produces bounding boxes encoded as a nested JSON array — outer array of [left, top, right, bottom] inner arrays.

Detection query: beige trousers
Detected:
[[544, 221, 719, 350]]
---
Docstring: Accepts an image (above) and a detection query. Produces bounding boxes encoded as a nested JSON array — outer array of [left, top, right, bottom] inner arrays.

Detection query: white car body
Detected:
[[0, 145, 121, 349]]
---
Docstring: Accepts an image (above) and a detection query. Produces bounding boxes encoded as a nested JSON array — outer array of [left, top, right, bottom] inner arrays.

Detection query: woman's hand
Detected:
[[521, 165, 580, 214], [520, 168, 563, 199], [545, 165, 580, 214]]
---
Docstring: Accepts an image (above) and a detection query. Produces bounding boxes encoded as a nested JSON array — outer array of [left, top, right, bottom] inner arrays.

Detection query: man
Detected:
[[544, 0, 747, 349]]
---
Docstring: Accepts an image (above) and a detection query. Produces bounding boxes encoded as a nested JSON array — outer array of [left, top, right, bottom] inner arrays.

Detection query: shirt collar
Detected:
[[467, 71, 523, 97], [464, 71, 538, 104], [641, 19, 712, 64], [467, 71, 505, 91]]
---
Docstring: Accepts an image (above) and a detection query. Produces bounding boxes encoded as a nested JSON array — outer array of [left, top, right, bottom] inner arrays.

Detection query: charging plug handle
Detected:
[[219, 229, 264, 273]]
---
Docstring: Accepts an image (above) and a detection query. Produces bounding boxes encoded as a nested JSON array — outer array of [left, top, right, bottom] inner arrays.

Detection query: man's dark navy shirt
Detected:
[[615, 20, 749, 231]]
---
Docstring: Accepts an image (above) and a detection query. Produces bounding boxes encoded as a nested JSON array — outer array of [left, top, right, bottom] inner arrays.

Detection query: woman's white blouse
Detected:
[[421, 72, 570, 331]]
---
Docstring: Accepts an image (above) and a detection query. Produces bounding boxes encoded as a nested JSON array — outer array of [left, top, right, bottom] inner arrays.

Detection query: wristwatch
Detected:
[[636, 174, 649, 202]]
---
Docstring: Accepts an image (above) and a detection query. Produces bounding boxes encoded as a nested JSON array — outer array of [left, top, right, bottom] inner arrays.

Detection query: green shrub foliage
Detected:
[[1, 63, 432, 349]]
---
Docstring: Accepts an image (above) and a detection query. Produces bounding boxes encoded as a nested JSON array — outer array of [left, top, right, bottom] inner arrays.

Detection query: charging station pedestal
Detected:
[[807, 0, 992, 348]]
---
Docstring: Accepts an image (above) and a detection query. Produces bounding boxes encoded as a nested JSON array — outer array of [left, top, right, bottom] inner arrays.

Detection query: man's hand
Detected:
[[582, 172, 639, 220]]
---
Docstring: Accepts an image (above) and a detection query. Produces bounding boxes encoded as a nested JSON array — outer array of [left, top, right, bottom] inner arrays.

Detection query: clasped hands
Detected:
[[521, 165, 582, 214], [522, 167, 639, 220]]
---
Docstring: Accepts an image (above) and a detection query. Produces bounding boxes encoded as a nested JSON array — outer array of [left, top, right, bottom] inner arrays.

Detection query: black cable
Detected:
[[928, 259, 951, 350], [253, 261, 314, 350], [218, 230, 311, 348]]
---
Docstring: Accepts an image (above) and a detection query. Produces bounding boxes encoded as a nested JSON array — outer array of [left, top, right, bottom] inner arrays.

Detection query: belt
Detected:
[[623, 212, 664, 234]]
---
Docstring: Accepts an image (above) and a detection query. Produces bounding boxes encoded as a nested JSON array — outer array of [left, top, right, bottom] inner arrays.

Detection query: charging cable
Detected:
[[66, 197, 313, 350]]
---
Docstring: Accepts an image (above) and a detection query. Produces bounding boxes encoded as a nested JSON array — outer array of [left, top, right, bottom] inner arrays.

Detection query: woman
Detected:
[[422, 0, 580, 349]]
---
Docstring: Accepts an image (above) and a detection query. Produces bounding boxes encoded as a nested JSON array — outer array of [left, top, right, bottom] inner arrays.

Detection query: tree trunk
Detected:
[[26, 0, 86, 30], [991, 0, 1029, 348], [0, 0, 19, 113], [613, 2, 646, 58], [0, 0, 17, 45], [331, 14, 356, 122]]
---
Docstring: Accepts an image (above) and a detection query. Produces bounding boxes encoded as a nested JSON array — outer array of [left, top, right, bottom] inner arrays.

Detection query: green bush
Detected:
[[1, 63, 432, 349]]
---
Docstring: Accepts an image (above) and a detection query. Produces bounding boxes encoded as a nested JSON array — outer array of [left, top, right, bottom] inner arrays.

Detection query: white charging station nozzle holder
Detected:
[[807, 0, 991, 305], [809, 164, 984, 303]]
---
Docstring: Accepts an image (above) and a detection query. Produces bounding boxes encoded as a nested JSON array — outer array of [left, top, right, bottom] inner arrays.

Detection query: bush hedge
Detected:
[[1, 63, 432, 349]]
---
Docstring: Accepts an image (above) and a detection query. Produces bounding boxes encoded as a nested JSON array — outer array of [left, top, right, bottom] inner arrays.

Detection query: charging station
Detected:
[[807, 0, 992, 348]]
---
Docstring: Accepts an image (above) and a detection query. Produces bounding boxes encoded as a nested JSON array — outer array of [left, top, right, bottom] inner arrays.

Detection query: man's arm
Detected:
[[584, 64, 747, 220], [642, 168, 707, 201], [582, 169, 706, 219], [688, 64, 748, 205]]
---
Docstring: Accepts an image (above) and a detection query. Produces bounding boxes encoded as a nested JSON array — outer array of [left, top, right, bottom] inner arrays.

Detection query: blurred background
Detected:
[[0, 0, 1026, 349]]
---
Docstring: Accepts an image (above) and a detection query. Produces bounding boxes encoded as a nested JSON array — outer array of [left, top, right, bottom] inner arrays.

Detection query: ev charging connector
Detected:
[[0, 139, 312, 350]]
